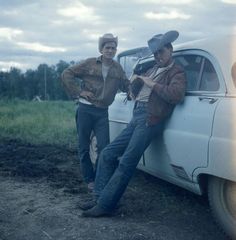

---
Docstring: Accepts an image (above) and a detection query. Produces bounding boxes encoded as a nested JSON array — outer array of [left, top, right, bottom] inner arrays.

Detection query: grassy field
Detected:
[[0, 99, 77, 148]]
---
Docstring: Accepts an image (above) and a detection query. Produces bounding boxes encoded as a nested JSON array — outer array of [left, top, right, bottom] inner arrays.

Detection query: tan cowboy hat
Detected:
[[98, 33, 118, 53], [148, 30, 179, 54]]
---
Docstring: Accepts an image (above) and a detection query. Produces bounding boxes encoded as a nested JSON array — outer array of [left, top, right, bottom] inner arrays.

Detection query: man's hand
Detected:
[[129, 76, 144, 100], [80, 91, 95, 100], [138, 75, 155, 88], [130, 74, 155, 88], [130, 74, 139, 82]]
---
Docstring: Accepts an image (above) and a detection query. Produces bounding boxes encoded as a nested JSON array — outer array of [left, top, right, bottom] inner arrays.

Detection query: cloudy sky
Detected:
[[0, 0, 235, 71]]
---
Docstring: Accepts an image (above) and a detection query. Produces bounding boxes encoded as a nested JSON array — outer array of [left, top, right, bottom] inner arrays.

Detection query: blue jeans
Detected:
[[76, 102, 109, 183], [94, 104, 165, 211]]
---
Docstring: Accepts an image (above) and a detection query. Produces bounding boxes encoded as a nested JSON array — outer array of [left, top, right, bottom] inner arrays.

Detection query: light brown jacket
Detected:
[[61, 56, 129, 108]]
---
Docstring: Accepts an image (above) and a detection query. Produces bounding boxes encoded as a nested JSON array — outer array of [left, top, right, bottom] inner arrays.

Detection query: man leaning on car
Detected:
[[78, 30, 187, 217]]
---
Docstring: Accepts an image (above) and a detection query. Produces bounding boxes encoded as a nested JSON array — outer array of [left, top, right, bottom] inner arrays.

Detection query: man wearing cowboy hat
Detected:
[[61, 33, 129, 191], [79, 30, 186, 217]]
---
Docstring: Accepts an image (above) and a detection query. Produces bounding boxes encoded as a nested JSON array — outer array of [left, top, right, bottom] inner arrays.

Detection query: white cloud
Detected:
[[0, 28, 54, 56], [16, 42, 66, 53], [3, 9, 19, 15], [221, 0, 236, 3], [51, 19, 72, 26], [81, 29, 100, 40], [0, 61, 29, 71], [0, 0, 235, 71], [145, 10, 191, 20], [0, 27, 23, 41], [134, 0, 194, 4], [57, 2, 102, 22]]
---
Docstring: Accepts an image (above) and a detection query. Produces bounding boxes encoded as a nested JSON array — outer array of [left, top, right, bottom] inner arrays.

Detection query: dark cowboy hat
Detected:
[[98, 33, 118, 53], [147, 30, 179, 54]]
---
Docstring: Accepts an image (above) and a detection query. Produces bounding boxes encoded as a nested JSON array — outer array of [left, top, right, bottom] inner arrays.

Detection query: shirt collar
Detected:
[[96, 55, 115, 65]]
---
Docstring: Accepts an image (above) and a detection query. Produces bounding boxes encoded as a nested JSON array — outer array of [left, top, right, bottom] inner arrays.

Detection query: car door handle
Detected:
[[199, 97, 218, 104]]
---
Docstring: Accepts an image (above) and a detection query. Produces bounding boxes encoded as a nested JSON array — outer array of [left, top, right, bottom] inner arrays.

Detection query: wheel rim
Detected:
[[222, 180, 236, 221]]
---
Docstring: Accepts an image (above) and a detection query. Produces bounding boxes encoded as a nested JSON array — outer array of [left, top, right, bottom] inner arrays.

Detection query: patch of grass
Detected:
[[0, 99, 77, 148]]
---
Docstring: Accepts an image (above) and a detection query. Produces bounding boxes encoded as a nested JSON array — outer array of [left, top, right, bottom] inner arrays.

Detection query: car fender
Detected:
[[193, 97, 236, 183]]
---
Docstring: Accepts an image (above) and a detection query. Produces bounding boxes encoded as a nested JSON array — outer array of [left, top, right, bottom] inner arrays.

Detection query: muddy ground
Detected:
[[0, 139, 228, 240]]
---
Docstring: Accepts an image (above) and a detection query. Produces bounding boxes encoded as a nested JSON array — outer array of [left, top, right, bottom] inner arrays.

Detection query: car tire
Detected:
[[89, 132, 97, 165], [208, 176, 236, 239]]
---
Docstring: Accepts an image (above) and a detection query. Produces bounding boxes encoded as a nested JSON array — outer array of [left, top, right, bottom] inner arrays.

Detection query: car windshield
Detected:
[[118, 47, 151, 78]]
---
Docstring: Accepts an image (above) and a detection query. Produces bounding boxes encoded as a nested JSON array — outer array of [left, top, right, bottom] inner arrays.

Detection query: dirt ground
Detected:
[[0, 139, 228, 240]]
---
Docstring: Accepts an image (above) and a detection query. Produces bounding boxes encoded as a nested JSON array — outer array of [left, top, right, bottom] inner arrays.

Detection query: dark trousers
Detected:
[[94, 104, 165, 210], [75, 103, 109, 183]]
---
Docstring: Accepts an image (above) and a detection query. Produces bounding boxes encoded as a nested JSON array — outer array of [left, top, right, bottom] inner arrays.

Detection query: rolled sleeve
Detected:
[[61, 63, 86, 99]]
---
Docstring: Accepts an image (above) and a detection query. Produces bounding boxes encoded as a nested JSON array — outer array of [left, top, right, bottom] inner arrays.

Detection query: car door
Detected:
[[109, 92, 134, 141], [142, 50, 226, 184]]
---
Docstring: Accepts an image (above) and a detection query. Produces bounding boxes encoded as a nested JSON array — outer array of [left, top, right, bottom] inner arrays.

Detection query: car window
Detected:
[[199, 59, 220, 91], [118, 48, 151, 79], [174, 55, 202, 91], [175, 54, 220, 92], [119, 55, 139, 79]]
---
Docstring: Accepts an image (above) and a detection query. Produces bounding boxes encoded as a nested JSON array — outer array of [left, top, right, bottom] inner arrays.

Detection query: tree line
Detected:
[[0, 60, 76, 101]]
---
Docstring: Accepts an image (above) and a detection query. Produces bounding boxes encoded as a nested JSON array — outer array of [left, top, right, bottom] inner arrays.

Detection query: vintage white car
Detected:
[[91, 35, 236, 239]]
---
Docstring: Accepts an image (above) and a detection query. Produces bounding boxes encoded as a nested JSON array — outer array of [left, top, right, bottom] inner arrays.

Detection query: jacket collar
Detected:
[[96, 55, 103, 63]]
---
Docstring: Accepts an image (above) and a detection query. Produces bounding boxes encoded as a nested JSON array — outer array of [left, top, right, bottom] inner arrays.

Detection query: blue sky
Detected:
[[0, 0, 235, 71]]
